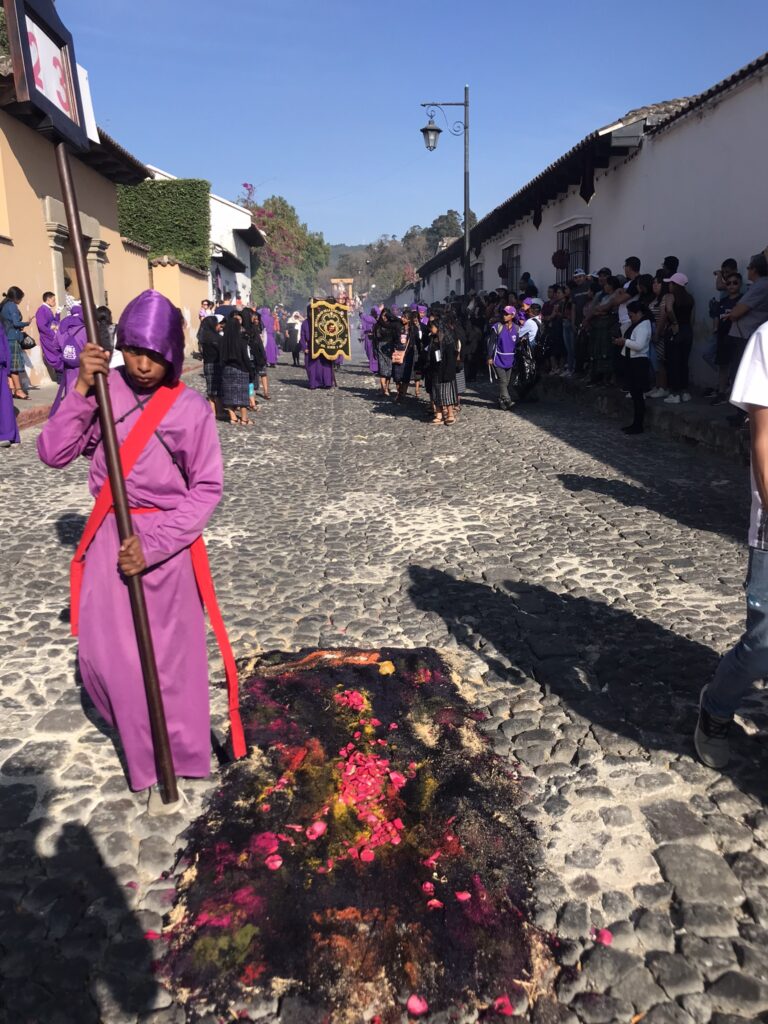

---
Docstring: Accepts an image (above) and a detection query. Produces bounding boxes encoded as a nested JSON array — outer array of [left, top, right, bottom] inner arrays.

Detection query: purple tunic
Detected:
[[37, 370, 223, 790], [0, 322, 20, 445], [300, 319, 334, 389], [49, 310, 87, 416], [36, 304, 61, 370], [259, 307, 279, 365]]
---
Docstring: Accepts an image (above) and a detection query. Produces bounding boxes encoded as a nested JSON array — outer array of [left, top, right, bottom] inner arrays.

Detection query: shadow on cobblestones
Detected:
[[558, 472, 744, 544], [407, 566, 768, 806], [55, 512, 87, 550], [506, 399, 749, 543], [0, 779, 160, 1022]]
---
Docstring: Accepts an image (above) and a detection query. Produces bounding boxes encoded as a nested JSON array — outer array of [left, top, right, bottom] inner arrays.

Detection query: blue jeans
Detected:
[[563, 321, 575, 373], [702, 333, 718, 373], [704, 547, 768, 718]]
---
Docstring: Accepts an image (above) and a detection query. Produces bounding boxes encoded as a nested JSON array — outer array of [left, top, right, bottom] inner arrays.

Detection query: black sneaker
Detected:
[[703, 387, 717, 398], [694, 689, 732, 769], [710, 393, 728, 406]]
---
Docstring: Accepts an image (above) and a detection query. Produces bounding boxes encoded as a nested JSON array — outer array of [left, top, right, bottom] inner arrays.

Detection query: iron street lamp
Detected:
[[419, 85, 470, 298]]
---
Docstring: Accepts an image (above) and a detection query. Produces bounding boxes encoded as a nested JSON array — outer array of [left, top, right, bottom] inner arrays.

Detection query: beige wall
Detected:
[[109, 242, 152, 314], [150, 261, 208, 357], [0, 110, 154, 383]]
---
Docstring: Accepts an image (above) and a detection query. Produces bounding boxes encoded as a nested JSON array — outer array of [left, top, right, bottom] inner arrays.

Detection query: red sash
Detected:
[[69, 382, 246, 759]]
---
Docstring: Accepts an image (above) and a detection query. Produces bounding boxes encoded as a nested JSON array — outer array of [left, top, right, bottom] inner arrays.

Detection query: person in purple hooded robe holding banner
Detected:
[[258, 306, 279, 366], [0, 320, 20, 448], [299, 303, 335, 389], [38, 289, 245, 814]]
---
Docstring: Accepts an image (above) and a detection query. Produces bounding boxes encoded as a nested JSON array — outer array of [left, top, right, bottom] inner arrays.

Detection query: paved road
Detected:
[[2, 358, 767, 1023]]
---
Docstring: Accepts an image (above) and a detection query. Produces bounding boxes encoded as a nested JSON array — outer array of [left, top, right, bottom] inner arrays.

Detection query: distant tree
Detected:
[[238, 187, 330, 307]]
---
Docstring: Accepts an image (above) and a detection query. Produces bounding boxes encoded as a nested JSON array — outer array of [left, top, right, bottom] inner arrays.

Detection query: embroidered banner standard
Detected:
[[310, 300, 351, 361]]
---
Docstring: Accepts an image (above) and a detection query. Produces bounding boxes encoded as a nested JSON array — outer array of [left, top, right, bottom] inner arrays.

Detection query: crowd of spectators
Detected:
[[435, 247, 768, 435]]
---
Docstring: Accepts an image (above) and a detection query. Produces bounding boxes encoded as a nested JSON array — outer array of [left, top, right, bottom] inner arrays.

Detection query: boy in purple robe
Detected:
[[38, 290, 241, 814], [49, 304, 87, 416], [300, 313, 335, 389], [258, 306, 279, 365], [35, 292, 61, 372], [0, 321, 20, 447]]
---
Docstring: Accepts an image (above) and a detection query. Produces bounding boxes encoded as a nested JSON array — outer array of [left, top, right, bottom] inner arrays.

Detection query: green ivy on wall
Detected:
[[117, 179, 211, 272]]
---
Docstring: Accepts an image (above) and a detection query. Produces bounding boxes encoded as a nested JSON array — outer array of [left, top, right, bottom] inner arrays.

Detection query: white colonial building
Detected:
[[417, 52, 768, 382], [147, 166, 264, 304]]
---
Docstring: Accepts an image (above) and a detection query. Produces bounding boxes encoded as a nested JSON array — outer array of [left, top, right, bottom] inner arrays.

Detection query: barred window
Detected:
[[556, 225, 590, 284], [501, 244, 520, 293], [470, 263, 484, 292]]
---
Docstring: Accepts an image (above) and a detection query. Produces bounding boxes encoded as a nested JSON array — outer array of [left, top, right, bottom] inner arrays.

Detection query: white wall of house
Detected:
[[420, 69, 768, 385], [209, 193, 253, 302]]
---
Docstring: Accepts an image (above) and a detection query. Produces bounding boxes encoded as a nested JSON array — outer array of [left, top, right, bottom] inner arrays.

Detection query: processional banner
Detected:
[[310, 300, 351, 361]]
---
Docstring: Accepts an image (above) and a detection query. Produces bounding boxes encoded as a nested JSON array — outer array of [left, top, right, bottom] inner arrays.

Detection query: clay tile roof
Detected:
[[648, 50, 768, 135]]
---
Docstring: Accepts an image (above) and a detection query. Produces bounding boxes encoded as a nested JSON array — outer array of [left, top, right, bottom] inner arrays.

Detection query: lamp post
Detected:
[[420, 85, 470, 299]]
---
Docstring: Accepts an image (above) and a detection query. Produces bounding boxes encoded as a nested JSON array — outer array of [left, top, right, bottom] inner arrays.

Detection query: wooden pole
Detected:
[[55, 142, 178, 805]]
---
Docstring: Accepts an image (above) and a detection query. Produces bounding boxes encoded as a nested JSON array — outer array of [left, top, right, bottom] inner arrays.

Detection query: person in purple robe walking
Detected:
[[259, 306, 279, 366], [35, 291, 61, 374], [37, 289, 240, 814], [360, 306, 379, 376], [300, 307, 335, 389], [48, 304, 88, 416], [0, 320, 20, 447]]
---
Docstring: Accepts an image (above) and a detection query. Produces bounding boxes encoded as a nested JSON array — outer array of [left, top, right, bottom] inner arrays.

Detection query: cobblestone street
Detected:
[[3, 357, 768, 1023]]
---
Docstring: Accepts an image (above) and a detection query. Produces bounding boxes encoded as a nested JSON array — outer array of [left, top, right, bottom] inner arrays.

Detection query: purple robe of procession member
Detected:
[[0, 321, 20, 445], [300, 317, 334, 389], [258, 307, 279, 365], [49, 305, 88, 416], [35, 303, 61, 371], [37, 290, 222, 791]]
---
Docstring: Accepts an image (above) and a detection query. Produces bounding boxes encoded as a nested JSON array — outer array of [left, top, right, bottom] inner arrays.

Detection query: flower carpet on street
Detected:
[[159, 648, 555, 1022]]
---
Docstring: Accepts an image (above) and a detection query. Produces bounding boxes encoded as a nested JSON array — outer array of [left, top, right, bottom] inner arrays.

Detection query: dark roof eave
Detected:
[[648, 50, 768, 136], [234, 224, 266, 247], [76, 127, 150, 185]]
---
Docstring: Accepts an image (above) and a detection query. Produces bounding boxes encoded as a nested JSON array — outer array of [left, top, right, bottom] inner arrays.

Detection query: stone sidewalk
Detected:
[[1, 359, 767, 1023]]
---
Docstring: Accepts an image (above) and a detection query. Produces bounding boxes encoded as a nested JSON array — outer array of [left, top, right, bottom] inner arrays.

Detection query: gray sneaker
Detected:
[[694, 688, 732, 769]]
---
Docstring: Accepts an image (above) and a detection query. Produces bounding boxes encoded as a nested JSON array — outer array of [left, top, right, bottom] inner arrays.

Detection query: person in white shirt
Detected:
[[696, 316, 768, 768], [518, 298, 543, 349], [613, 300, 652, 434]]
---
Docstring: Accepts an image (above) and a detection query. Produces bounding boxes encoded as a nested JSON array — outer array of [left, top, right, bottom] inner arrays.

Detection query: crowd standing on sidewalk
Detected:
[[359, 245, 768, 437]]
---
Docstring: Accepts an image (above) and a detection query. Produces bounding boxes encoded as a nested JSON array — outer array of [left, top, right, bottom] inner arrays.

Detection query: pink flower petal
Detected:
[[144, 930, 161, 940], [306, 821, 328, 841], [594, 928, 613, 946], [389, 723, 398, 730], [264, 854, 283, 870], [421, 881, 435, 895], [493, 994, 515, 1016], [426, 898, 444, 910], [455, 891, 471, 902], [406, 994, 429, 1016], [360, 848, 375, 863]]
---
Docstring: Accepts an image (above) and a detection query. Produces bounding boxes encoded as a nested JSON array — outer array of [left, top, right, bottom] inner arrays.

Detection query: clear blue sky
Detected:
[[60, 0, 768, 246]]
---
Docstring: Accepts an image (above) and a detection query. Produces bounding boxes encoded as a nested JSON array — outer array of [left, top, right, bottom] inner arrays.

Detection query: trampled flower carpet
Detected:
[[159, 648, 556, 1022]]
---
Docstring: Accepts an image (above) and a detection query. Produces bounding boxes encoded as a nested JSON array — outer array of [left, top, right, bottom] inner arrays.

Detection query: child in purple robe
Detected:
[[49, 304, 87, 416], [38, 290, 243, 814], [35, 291, 61, 372]]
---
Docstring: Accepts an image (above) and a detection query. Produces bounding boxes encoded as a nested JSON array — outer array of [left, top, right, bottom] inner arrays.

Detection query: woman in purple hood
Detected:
[[38, 290, 230, 814]]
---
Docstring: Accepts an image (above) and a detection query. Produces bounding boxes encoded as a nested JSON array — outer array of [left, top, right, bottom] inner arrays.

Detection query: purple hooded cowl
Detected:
[[116, 290, 185, 383]]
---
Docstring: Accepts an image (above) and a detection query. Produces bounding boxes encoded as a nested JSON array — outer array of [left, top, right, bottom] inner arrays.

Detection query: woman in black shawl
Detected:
[[197, 314, 223, 416], [372, 307, 399, 396], [219, 313, 253, 425], [427, 316, 458, 425], [392, 310, 419, 403], [250, 309, 270, 400]]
